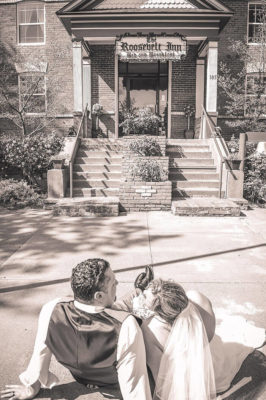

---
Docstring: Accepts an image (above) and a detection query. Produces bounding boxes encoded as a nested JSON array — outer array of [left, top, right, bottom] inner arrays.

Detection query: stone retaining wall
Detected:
[[119, 181, 172, 212]]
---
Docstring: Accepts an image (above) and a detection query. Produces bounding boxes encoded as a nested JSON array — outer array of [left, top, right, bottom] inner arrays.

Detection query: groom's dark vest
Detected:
[[45, 300, 134, 387]]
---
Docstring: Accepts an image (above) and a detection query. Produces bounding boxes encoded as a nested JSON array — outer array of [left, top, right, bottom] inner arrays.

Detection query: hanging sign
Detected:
[[116, 35, 187, 62]]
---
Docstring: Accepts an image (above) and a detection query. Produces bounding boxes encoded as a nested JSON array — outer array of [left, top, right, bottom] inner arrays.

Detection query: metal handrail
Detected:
[[69, 104, 88, 198], [200, 106, 234, 198]]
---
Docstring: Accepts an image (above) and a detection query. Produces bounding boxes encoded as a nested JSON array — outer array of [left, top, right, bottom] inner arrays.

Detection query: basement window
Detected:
[[17, 2, 45, 45]]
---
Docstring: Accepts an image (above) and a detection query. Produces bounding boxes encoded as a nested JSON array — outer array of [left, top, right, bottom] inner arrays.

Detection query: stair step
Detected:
[[172, 180, 220, 189], [169, 158, 214, 166], [169, 172, 219, 180], [80, 139, 124, 151], [74, 164, 122, 172], [77, 150, 122, 157], [169, 166, 217, 172], [75, 157, 122, 164], [166, 151, 213, 159], [73, 172, 122, 180], [46, 197, 119, 217], [172, 188, 221, 198], [73, 179, 121, 189], [171, 197, 240, 217], [167, 139, 210, 144], [73, 188, 120, 197], [166, 145, 210, 152]]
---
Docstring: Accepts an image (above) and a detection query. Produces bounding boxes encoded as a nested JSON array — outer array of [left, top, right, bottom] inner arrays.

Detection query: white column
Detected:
[[115, 54, 119, 138], [167, 61, 172, 139], [195, 58, 205, 118], [206, 41, 218, 114], [82, 58, 91, 114], [72, 40, 83, 112]]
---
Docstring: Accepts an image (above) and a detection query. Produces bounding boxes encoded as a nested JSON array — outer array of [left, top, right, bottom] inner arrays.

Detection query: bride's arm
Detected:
[[186, 290, 216, 342]]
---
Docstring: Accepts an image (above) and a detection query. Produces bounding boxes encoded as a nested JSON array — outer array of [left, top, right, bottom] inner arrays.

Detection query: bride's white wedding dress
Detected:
[[140, 312, 265, 395]]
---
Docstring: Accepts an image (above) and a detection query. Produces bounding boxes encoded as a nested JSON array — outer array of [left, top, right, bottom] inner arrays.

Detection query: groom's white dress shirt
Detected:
[[19, 298, 152, 400]]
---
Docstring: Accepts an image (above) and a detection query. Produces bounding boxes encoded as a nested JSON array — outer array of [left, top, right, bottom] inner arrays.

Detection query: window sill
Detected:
[[17, 43, 45, 47]]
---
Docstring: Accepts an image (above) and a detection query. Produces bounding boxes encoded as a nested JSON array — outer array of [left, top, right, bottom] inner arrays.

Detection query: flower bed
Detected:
[[119, 135, 171, 211]]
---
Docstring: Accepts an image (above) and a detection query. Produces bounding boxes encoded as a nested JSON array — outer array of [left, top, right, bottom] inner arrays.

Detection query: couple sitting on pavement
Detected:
[[1, 258, 265, 400]]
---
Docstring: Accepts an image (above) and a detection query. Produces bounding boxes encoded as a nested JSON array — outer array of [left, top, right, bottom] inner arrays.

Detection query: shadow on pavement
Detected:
[[1, 242, 265, 293], [38, 382, 122, 400]]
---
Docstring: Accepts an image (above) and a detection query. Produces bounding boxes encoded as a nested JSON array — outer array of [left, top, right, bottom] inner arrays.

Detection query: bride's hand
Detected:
[[134, 265, 154, 291], [1, 382, 40, 400]]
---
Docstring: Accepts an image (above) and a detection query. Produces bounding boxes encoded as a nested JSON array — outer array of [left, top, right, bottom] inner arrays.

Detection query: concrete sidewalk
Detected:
[[0, 207, 266, 399]]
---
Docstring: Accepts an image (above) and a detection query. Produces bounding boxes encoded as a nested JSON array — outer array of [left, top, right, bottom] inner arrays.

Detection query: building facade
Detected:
[[0, 0, 265, 139]]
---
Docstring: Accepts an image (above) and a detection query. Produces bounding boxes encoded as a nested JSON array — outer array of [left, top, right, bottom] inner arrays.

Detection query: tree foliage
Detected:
[[0, 41, 71, 136], [218, 4, 266, 131]]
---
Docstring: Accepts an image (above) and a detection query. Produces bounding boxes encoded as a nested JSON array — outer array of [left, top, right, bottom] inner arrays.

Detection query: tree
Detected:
[[0, 41, 71, 137], [218, 4, 266, 132]]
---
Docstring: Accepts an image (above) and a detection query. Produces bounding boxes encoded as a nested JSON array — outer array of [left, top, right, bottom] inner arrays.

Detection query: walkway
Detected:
[[0, 207, 265, 399]]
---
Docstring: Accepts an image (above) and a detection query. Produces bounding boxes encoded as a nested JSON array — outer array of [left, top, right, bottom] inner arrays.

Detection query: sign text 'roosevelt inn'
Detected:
[[116, 35, 187, 62]]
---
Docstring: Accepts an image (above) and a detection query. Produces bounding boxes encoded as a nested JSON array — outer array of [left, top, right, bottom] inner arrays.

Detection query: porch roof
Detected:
[[57, 0, 233, 39]]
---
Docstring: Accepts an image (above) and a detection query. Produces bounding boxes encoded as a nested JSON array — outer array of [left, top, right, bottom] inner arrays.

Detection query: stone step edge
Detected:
[[169, 166, 217, 170], [45, 196, 119, 205]]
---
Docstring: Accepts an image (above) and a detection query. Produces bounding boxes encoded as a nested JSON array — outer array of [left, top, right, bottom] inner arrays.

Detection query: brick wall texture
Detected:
[[90, 45, 115, 138], [171, 45, 197, 139], [217, 0, 265, 139], [0, 1, 264, 140], [0, 1, 74, 136], [119, 181, 172, 212]]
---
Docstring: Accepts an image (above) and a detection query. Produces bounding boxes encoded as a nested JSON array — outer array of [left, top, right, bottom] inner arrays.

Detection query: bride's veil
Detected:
[[155, 302, 216, 400]]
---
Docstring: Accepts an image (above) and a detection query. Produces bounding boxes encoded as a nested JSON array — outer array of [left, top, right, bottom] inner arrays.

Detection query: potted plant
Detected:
[[92, 103, 103, 135], [184, 105, 195, 139], [224, 152, 241, 170]]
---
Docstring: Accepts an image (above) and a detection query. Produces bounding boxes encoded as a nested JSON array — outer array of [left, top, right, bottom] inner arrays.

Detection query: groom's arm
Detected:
[[1, 299, 61, 400]]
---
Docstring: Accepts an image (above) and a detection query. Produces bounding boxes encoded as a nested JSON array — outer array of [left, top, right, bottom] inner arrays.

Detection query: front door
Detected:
[[118, 61, 168, 134]]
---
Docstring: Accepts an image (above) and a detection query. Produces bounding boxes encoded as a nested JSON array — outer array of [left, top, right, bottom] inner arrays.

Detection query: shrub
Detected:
[[130, 159, 168, 182], [120, 107, 161, 135], [128, 136, 162, 157], [244, 152, 266, 205], [1, 132, 63, 186], [0, 179, 43, 208]]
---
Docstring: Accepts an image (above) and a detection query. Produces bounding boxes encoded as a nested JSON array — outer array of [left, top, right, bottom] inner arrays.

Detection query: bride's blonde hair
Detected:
[[148, 279, 188, 325]]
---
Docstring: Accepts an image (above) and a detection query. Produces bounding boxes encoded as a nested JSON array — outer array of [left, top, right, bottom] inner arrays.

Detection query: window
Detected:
[[17, 2, 45, 44], [19, 74, 46, 114], [245, 73, 266, 115], [248, 3, 264, 43]]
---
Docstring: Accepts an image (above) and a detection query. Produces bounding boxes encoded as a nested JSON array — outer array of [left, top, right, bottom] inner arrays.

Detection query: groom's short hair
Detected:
[[71, 258, 110, 301]]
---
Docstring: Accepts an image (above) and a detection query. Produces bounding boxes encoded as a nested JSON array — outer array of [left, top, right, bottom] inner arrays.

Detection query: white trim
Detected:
[[167, 61, 172, 139], [72, 27, 218, 30], [247, 2, 264, 44]]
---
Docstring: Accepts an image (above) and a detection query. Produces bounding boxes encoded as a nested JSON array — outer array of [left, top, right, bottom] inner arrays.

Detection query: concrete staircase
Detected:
[[72, 139, 123, 198], [167, 139, 221, 199]]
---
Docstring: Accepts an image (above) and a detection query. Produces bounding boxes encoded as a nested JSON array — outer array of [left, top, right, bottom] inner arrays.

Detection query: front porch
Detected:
[[57, 0, 233, 139]]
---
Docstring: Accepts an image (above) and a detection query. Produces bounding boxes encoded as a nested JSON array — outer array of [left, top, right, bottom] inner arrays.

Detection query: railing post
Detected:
[[83, 108, 88, 138], [239, 132, 246, 171], [70, 162, 73, 198]]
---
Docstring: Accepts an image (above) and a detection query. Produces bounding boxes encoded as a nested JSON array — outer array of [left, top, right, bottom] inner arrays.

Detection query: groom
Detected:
[[1, 258, 152, 400]]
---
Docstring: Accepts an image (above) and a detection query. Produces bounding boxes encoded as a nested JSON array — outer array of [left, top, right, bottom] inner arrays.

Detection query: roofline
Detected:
[[57, 0, 233, 14], [57, 10, 233, 16]]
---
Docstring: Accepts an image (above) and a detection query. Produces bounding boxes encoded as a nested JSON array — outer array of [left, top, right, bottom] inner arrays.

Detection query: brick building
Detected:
[[0, 0, 265, 139]]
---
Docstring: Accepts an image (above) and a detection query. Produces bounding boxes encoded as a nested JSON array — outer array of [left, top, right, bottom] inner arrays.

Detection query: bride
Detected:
[[131, 277, 265, 400]]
